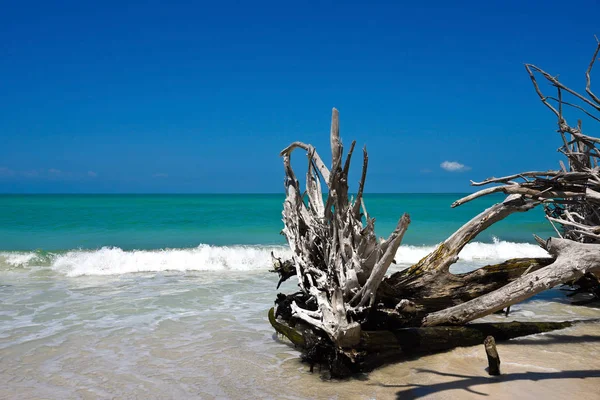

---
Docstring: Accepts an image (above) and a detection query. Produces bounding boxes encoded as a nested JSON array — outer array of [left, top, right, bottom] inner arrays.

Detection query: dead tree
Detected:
[[278, 108, 410, 347], [420, 39, 600, 325], [270, 40, 600, 376]]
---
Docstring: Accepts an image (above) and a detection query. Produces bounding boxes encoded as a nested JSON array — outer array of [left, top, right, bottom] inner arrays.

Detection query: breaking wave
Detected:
[[395, 237, 548, 266], [0, 239, 549, 277]]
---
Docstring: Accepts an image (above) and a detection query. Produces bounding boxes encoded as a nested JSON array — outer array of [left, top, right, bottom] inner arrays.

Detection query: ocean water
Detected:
[[0, 193, 554, 250], [1, 194, 599, 399]]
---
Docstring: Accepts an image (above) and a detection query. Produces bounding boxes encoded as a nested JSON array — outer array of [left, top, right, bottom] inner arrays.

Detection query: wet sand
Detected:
[[1, 270, 599, 399], [281, 322, 600, 400]]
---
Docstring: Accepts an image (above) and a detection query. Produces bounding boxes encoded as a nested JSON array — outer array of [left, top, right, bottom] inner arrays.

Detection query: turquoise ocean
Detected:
[[0, 193, 553, 251], [1, 194, 599, 399], [0, 193, 554, 276]]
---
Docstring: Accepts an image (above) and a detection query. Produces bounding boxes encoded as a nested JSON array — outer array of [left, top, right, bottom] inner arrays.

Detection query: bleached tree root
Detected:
[[422, 239, 600, 326], [376, 257, 554, 322], [389, 194, 539, 280], [270, 40, 600, 378], [279, 108, 411, 348]]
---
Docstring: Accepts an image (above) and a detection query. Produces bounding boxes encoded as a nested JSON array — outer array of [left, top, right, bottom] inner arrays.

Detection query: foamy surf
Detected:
[[0, 245, 290, 276], [396, 237, 548, 266], [0, 239, 549, 277], [52, 245, 291, 276]]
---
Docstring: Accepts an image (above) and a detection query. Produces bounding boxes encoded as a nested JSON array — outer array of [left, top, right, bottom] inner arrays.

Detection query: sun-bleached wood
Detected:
[[279, 108, 410, 348], [270, 40, 600, 377], [422, 239, 600, 326]]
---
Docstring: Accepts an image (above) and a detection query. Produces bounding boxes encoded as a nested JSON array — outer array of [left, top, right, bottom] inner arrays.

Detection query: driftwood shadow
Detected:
[[373, 368, 600, 399]]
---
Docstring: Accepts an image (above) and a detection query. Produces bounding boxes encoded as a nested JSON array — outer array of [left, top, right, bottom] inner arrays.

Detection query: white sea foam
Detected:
[[395, 237, 549, 266], [49, 245, 292, 277], [0, 239, 549, 277], [0, 252, 40, 267]]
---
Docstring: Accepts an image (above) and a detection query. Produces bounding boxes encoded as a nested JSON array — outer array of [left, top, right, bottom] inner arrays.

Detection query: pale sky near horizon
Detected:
[[1, 0, 599, 193]]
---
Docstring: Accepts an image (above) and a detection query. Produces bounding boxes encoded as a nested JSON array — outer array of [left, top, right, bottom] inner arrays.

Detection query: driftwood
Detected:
[[484, 336, 501, 376], [269, 40, 600, 376], [278, 107, 410, 347], [269, 307, 571, 376], [423, 239, 600, 326]]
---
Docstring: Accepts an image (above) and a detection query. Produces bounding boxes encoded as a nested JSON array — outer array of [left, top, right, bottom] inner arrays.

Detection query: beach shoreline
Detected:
[[1, 265, 598, 399]]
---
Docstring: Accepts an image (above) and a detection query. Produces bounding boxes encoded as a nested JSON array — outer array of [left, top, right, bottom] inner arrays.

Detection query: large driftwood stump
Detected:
[[269, 307, 572, 375], [270, 40, 600, 377], [278, 108, 410, 347]]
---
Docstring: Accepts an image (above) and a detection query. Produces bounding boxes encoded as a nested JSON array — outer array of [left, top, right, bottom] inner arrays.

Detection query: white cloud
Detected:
[[48, 168, 62, 175], [88, 171, 98, 177], [153, 173, 168, 178], [440, 161, 471, 172]]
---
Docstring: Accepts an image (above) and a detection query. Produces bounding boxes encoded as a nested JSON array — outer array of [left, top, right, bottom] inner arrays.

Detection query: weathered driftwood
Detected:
[[269, 307, 571, 376], [270, 40, 600, 377], [393, 39, 600, 324], [423, 239, 600, 326], [376, 256, 554, 322], [279, 108, 410, 347], [393, 195, 539, 278], [380, 195, 543, 314], [484, 336, 501, 376]]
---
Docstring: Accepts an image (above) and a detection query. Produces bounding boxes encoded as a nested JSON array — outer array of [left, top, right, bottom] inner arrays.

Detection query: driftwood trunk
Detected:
[[269, 307, 572, 376], [269, 40, 600, 377], [484, 336, 501, 376], [423, 239, 600, 326]]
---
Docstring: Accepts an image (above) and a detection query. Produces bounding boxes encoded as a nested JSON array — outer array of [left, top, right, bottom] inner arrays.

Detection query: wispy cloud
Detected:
[[153, 173, 168, 178], [0, 167, 98, 180], [440, 161, 471, 172]]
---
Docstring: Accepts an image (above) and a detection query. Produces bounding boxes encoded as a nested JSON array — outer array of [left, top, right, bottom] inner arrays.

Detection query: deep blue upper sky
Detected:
[[1, 0, 598, 193]]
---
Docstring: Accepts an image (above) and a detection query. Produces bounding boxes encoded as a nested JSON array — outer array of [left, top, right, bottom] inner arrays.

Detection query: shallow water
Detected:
[[1, 263, 599, 399]]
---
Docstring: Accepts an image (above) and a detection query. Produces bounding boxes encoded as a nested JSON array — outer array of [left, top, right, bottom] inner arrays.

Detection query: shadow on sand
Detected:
[[374, 368, 600, 399]]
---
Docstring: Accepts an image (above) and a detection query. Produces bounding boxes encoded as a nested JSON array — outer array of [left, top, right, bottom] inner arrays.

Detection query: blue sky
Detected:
[[0, 0, 598, 193]]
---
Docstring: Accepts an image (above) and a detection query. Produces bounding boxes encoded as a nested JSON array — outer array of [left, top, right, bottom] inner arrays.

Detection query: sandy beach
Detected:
[[1, 261, 598, 399], [281, 322, 600, 400]]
